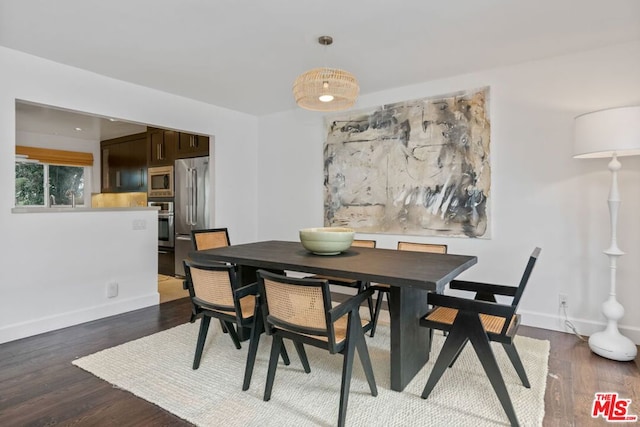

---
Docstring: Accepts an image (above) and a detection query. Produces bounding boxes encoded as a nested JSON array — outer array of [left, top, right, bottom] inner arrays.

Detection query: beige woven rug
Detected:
[[73, 319, 549, 426]]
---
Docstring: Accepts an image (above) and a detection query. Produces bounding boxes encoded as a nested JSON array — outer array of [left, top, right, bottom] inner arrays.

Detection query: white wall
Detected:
[[257, 41, 640, 343], [3, 40, 639, 345], [0, 46, 259, 343]]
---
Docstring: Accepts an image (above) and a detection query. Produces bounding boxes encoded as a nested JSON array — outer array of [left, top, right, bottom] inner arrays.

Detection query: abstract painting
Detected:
[[324, 87, 491, 238]]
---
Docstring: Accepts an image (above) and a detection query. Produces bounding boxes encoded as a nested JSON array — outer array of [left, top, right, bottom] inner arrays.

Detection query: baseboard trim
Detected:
[[519, 309, 640, 344], [0, 293, 160, 345], [331, 289, 640, 345]]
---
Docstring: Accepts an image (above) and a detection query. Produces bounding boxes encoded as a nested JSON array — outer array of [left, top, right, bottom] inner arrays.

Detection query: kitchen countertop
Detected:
[[12, 206, 159, 214]]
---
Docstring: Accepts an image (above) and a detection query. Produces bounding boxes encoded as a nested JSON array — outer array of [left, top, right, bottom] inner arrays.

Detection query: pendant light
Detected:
[[293, 36, 359, 112]]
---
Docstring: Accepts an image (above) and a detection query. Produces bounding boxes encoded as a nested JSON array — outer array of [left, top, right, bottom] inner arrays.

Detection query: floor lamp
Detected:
[[573, 105, 640, 362]]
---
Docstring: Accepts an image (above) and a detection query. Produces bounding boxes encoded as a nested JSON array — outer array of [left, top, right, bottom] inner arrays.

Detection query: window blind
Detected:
[[16, 146, 94, 167]]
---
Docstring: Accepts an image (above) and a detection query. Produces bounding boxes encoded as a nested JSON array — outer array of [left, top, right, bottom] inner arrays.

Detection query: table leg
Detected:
[[389, 286, 430, 391]]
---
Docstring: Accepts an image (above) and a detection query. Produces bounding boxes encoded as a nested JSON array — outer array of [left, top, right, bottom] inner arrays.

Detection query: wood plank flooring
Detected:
[[0, 297, 637, 426]]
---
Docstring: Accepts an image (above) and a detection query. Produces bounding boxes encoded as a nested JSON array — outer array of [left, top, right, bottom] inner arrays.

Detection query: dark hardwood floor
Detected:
[[0, 297, 637, 426]]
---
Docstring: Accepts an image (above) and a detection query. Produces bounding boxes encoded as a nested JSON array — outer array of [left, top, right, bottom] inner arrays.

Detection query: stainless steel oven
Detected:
[[149, 201, 174, 248]]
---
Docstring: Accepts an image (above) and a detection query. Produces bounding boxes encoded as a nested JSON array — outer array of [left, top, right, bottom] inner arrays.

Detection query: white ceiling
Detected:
[[16, 101, 148, 140], [2, 0, 640, 118]]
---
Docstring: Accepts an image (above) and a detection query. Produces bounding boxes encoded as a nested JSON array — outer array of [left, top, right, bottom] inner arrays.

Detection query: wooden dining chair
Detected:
[[183, 259, 292, 382], [188, 228, 232, 326], [305, 239, 377, 317], [192, 227, 231, 251], [419, 247, 541, 427], [369, 242, 448, 337], [256, 270, 378, 427]]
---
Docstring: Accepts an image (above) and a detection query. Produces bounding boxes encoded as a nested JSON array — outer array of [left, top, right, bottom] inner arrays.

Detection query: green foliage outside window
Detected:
[[15, 162, 85, 206], [15, 162, 44, 206], [49, 165, 85, 205]]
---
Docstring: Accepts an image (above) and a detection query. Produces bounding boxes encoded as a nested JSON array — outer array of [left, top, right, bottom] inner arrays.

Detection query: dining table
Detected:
[[188, 240, 477, 392]]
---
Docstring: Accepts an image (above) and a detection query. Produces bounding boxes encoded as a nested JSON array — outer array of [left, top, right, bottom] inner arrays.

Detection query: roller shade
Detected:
[[16, 146, 94, 167]]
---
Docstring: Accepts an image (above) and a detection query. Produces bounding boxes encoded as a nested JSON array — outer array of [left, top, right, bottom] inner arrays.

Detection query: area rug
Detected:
[[72, 318, 549, 426]]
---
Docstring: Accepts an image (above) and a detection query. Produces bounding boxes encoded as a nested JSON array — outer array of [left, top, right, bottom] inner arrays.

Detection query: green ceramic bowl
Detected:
[[299, 227, 355, 255]]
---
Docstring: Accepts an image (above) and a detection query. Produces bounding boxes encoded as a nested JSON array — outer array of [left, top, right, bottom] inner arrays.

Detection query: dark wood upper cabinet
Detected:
[[176, 133, 209, 158], [148, 129, 177, 166], [101, 132, 148, 193], [101, 128, 209, 194]]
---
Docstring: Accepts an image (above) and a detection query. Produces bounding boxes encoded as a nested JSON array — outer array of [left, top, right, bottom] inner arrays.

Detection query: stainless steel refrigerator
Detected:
[[174, 156, 210, 276]]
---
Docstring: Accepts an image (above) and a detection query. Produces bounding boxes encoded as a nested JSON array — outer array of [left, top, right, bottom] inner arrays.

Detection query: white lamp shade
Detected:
[[573, 106, 640, 159]]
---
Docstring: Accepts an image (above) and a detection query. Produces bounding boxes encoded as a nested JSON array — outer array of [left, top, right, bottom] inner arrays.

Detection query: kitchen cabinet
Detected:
[[176, 132, 210, 158], [148, 129, 177, 166], [101, 133, 147, 193], [158, 248, 175, 276]]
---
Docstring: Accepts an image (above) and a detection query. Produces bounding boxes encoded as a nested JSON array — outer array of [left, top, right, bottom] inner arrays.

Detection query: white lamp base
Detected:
[[589, 330, 638, 361]]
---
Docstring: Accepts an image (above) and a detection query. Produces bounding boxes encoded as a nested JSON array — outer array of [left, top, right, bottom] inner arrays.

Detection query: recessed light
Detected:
[[109, 118, 117, 122], [75, 127, 82, 131]]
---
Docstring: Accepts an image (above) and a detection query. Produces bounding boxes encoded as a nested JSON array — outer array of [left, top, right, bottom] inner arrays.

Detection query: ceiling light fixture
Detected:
[[293, 36, 359, 112]]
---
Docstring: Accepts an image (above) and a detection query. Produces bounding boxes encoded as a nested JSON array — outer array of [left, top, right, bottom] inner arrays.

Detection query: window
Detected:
[[15, 161, 86, 207], [15, 146, 92, 208]]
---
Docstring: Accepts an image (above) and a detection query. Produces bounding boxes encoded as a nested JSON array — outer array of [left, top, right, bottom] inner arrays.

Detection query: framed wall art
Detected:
[[324, 86, 491, 238]]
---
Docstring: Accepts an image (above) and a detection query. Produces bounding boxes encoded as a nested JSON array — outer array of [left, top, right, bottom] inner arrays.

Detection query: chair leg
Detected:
[[370, 290, 385, 337], [223, 321, 242, 350], [448, 337, 469, 368], [359, 281, 375, 321], [280, 342, 291, 366], [242, 314, 263, 391], [466, 316, 519, 427], [264, 335, 283, 402], [338, 312, 358, 427], [502, 343, 530, 388], [353, 311, 377, 396], [243, 306, 288, 391], [220, 319, 228, 333], [189, 304, 201, 323], [293, 340, 311, 373], [421, 321, 469, 399], [193, 316, 211, 370]]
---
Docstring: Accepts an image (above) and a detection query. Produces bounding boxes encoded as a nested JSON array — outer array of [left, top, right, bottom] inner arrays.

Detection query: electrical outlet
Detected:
[[107, 281, 119, 298], [132, 219, 146, 230], [558, 293, 568, 308]]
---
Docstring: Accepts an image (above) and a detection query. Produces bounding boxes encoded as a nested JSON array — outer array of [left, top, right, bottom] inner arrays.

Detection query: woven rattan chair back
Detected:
[[192, 228, 230, 251], [397, 241, 447, 254], [262, 278, 329, 333], [188, 264, 235, 309], [351, 239, 376, 248], [369, 241, 448, 337]]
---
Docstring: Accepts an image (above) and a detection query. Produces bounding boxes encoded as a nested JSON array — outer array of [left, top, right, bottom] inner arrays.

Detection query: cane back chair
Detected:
[[305, 239, 377, 318], [369, 242, 448, 337], [419, 247, 541, 427], [256, 270, 378, 427], [183, 259, 291, 389]]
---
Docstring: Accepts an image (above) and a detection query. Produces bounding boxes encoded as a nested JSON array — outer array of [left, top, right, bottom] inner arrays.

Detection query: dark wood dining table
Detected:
[[188, 240, 477, 391]]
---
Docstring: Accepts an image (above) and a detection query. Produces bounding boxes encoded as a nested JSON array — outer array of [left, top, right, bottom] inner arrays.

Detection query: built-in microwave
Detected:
[[148, 165, 174, 198]]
